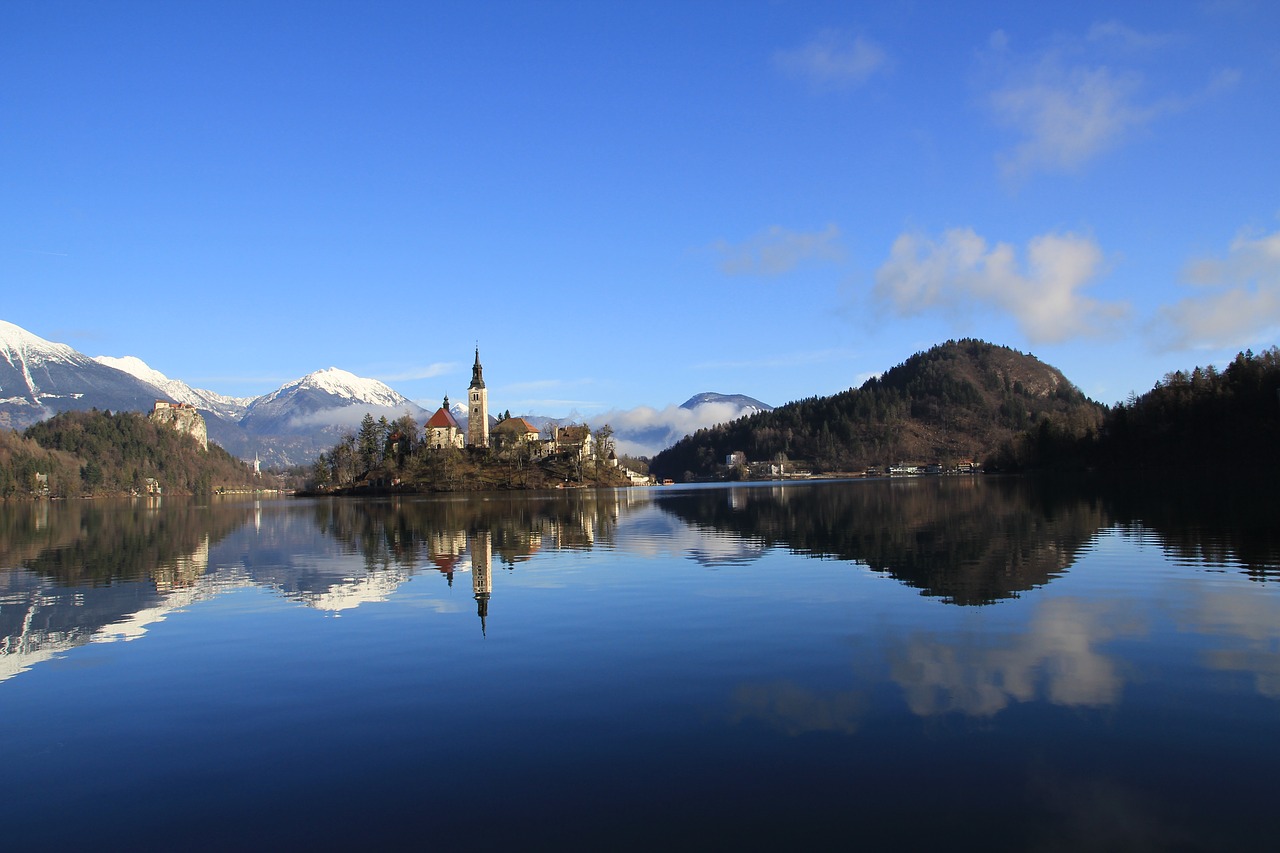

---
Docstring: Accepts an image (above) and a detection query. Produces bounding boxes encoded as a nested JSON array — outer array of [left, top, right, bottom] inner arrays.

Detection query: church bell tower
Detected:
[[468, 347, 489, 448]]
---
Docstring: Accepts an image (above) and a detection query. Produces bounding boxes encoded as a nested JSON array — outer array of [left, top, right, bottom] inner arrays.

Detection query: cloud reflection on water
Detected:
[[890, 597, 1143, 716]]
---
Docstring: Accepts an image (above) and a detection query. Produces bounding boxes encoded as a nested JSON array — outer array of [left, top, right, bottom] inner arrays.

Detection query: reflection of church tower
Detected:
[[468, 348, 489, 448], [471, 529, 492, 635]]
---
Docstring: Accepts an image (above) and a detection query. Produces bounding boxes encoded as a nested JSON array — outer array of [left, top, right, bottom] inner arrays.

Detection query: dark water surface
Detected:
[[1, 478, 1277, 850]]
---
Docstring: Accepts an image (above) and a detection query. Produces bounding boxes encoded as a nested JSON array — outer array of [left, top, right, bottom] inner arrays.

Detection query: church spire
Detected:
[[466, 347, 489, 448], [469, 347, 485, 390]]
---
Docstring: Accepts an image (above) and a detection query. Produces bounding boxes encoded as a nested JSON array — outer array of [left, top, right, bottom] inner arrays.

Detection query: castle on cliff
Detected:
[[149, 400, 208, 451]]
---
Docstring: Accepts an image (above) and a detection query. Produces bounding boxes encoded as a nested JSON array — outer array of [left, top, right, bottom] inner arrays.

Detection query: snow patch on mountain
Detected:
[[1, 319, 96, 399], [0, 319, 84, 366], [94, 354, 253, 419], [258, 367, 408, 409]]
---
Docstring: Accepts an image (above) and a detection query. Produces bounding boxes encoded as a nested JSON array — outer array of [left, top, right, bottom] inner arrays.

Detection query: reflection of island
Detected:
[[655, 478, 1109, 604], [4, 480, 1279, 688], [0, 491, 635, 681]]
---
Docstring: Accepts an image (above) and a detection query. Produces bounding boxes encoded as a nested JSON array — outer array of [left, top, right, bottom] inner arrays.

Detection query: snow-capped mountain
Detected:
[[93, 355, 253, 421], [239, 367, 426, 437], [0, 319, 171, 428], [1, 320, 431, 464], [2, 319, 773, 464]]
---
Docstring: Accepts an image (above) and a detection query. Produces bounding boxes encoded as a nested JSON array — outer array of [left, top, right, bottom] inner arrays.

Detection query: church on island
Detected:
[[421, 348, 599, 462]]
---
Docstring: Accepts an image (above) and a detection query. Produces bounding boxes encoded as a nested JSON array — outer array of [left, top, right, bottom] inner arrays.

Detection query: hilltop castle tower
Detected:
[[468, 347, 489, 448]]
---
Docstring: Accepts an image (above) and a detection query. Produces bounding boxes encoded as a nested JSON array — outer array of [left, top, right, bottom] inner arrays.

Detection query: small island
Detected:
[[301, 349, 649, 494]]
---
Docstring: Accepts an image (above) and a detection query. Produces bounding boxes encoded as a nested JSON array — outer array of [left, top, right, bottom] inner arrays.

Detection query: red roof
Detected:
[[426, 407, 460, 429]]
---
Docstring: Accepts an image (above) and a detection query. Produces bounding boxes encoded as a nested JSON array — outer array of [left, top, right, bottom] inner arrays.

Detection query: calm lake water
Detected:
[[1, 478, 1277, 850]]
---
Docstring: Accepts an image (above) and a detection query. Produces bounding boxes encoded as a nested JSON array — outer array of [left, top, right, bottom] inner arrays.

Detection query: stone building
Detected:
[[491, 416, 541, 449], [425, 395, 465, 450], [149, 400, 208, 451], [467, 348, 489, 448]]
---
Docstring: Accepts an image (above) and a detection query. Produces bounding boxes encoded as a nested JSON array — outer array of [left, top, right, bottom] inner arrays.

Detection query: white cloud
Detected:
[[774, 30, 887, 88], [874, 227, 1127, 344], [712, 223, 844, 277], [288, 403, 416, 430], [987, 23, 1236, 178], [992, 63, 1161, 177], [1156, 229, 1280, 350], [590, 400, 763, 457]]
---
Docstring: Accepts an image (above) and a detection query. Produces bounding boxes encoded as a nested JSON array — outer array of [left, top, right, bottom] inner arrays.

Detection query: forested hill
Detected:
[[7, 410, 259, 497], [650, 340, 1104, 480]]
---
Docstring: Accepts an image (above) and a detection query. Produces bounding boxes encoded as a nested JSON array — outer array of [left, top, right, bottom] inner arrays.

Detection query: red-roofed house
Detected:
[[425, 395, 465, 450]]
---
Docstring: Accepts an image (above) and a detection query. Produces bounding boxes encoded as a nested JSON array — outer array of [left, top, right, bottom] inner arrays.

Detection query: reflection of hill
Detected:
[[1100, 479, 1280, 581], [656, 478, 1108, 604], [2, 499, 245, 587], [0, 497, 249, 683]]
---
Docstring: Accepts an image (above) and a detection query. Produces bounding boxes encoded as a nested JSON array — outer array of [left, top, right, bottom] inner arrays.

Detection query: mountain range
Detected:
[[1, 320, 769, 464], [1, 320, 426, 465]]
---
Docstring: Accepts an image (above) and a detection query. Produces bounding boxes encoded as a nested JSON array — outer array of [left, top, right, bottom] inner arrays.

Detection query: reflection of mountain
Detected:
[[0, 531, 230, 682], [2, 499, 244, 587], [655, 478, 1108, 604], [0, 499, 254, 682], [0, 492, 638, 681], [4, 481, 1278, 687]]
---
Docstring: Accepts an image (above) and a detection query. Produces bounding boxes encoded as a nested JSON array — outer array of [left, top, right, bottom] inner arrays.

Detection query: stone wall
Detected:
[[149, 402, 208, 451]]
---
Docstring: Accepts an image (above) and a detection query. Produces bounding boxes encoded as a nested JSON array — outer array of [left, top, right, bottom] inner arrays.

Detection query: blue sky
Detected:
[[4, 0, 1278, 419]]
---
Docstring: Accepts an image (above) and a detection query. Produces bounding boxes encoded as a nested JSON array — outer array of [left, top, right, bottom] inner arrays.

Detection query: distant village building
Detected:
[[622, 467, 651, 486], [467, 348, 489, 448], [425, 395, 466, 450], [149, 400, 208, 451]]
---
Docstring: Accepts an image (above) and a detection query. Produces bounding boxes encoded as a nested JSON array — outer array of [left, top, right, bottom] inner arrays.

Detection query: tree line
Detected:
[[307, 411, 629, 492], [1, 409, 259, 498], [993, 346, 1280, 473]]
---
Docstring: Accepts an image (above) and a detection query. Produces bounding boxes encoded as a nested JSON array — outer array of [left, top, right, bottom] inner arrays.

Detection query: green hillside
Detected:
[[8, 409, 259, 497], [651, 340, 1104, 480]]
